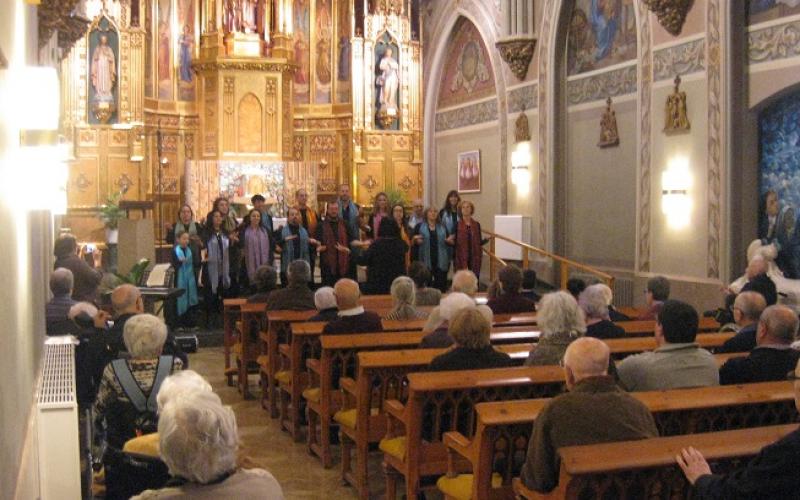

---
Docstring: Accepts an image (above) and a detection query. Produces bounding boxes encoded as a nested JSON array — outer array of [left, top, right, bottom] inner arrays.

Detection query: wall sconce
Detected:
[[16, 66, 60, 147], [661, 155, 692, 229], [511, 112, 532, 193]]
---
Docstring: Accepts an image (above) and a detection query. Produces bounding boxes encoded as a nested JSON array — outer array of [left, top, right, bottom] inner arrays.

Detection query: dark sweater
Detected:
[[585, 319, 626, 339], [719, 346, 800, 385], [54, 254, 102, 302], [420, 326, 453, 348], [322, 311, 383, 334], [357, 238, 408, 295], [487, 293, 536, 314], [427, 346, 515, 372], [309, 308, 339, 323], [716, 323, 758, 353], [266, 283, 315, 310]]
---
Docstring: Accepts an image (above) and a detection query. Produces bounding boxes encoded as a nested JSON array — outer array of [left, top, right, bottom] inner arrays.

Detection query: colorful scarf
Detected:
[[417, 222, 450, 272], [320, 218, 350, 276], [206, 231, 230, 294], [296, 205, 319, 237], [280, 224, 310, 273], [455, 219, 483, 276], [174, 220, 199, 236], [338, 199, 360, 238], [174, 246, 198, 315], [440, 208, 460, 235], [244, 226, 271, 282]]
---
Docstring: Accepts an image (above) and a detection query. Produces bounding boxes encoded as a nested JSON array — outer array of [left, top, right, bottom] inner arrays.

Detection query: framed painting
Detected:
[[457, 150, 481, 193]]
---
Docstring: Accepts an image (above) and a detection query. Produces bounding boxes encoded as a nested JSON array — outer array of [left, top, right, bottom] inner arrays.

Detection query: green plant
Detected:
[[385, 188, 407, 209], [98, 191, 125, 230], [114, 258, 150, 285]]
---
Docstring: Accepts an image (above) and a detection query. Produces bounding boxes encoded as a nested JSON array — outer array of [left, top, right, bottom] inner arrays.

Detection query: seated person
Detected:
[[266, 260, 315, 310], [408, 262, 442, 306], [246, 265, 278, 304], [487, 265, 536, 314], [69, 302, 113, 407], [720, 304, 800, 385], [593, 282, 631, 322], [677, 358, 800, 499], [428, 307, 513, 371], [566, 277, 586, 301], [639, 275, 670, 320], [46, 268, 78, 335], [520, 337, 658, 493], [728, 255, 778, 306], [617, 300, 719, 391], [308, 286, 338, 322], [420, 292, 478, 348], [580, 284, 626, 339], [423, 270, 490, 333], [520, 269, 541, 303], [322, 279, 383, 334], [93, 314, 183, 498], [716, 291, 767, 353], [525, 291, 586, 366], [133, 391, 284, 499], [384, 276, 428, 321]]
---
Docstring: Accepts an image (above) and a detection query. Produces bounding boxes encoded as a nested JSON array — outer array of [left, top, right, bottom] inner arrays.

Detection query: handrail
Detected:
[[481, 228, 614, 289]]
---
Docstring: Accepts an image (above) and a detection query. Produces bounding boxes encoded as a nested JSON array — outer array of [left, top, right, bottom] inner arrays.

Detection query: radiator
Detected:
[[36, 338, 81, 500], [612, 277, 635, 307]]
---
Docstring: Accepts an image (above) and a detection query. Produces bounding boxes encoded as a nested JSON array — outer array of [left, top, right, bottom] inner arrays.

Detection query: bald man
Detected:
[[321, 279, 383, 334], [520, 337, 658, 493]]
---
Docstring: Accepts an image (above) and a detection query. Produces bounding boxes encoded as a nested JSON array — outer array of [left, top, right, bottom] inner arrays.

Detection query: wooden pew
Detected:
[[439, 377, 792, 500], [512, 424, 798, 499], [222, 298, 247, 385], [234, 302, 268, 399], [620, 316, 719, 336]]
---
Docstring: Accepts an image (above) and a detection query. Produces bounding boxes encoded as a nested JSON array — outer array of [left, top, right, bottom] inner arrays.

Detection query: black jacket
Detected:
[[428, 346, 515, 372], [741, 273, 778, 306], [716, 323, 758, 353], [719, 346, 800, 385], [357, 238, 408, 295], [586, 319, 626, 339]]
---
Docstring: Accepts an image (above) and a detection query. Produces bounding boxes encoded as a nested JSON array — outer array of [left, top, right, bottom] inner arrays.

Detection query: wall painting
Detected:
[[457, 150, 481, 193], [437, 17, 495, 110], [177, 0, 196, 100], [749, 0, 800, 25], [567, 0, 637, 76], [88, 16, 119, 125], [157, 0, 173, 99], [293, 0, 311, 104], [315, 0, 333, 103], [336, 0, 351, 103]]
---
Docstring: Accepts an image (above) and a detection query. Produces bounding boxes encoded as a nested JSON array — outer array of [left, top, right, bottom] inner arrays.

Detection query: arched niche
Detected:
[[238, 93, 263, 153]]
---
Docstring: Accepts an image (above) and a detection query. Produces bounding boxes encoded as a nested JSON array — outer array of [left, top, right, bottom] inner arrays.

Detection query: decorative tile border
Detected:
[[434, 98, 499, 132], [507, 83, 538, 113], [567, 64, 637, 106], [653, 37, 706, 81], [749, 19, 800, 65], [706, 0, 723, 280], [636, 0, 653, 273], [538, 0, 557, 250]]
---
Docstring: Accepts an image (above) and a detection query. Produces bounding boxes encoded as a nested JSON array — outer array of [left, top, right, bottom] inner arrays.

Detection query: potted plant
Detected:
[[98, 191, 125, 244], [385, 188, 407, 210]]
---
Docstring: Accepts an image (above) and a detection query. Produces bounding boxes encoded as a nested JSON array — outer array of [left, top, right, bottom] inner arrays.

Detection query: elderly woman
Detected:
[[309, 286, 338, 322], [133, 391, 284, 499], [428, 307, 514, 371], [247, 265, 278, 304], [420, 292, 484, 348], [94, 314, 183, 498], [525, 291, 586, 366], [384, 276, 429, 321], [580, 284, 626, 339]]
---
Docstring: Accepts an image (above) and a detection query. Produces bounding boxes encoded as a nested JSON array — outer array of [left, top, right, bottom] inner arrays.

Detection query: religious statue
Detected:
[[664, 75, 690, 133], [598, 97, 619, 147], [239, 0, 257, 33], [223, 0, 236, 33], [376, 46, 399, 115], [91, 34, 116, 101]]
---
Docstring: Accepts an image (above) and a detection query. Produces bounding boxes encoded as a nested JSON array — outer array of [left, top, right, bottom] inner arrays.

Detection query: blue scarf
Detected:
[[174, 246, 198, 315], [338, 199, 360, 238], [440, 209, 459, 235], [280, 224, 310, 272], [418, 223, 450, 272], [206, 231, 230, 294]]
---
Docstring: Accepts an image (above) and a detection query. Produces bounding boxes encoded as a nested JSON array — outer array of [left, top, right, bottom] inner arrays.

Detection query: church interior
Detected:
[[4, 0, 800, 498]]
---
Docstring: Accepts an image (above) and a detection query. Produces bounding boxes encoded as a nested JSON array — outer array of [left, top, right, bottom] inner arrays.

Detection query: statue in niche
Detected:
[[598, 97, 619, 148], [664, 75, 691, 133], [91, 34, 116, 101], [239, 0, 257, 33], [376, 46, 399, 115], [223, 0, 236, 33]]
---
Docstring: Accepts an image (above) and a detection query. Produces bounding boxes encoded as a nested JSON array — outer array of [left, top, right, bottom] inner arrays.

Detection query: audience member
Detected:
[[46, 268, 78, 335], [520, 337, 658, 493], [247, 265, 278, 304], [316, 201, 353, 287], [677, 358, 800, 498], [580, 284, 625, 339], [520, 269, 541, 303], [420, 292, 476, 348], [408, 262, 442, 306], [427, 307, 513, 372], [716, 291, 767, 353], [70, 302, 113, 406], [412, 206, 451, 292], [322, 279, 382, 334], [384, 276, 428, 321], [266, 260, 315, 310], [171, 231, 199, 329], [53, 233, 102, 302], [565, 278, 586, 301], [730, 255, 778, 306], [308, 286, 338, 322], [487, 265, 536, 314], [451, 200, 491, 279], [719, 305, 800, 385], [357, 217, 408, 295], [594, 283, 631, 321], [639, 276, 670, 320], [617, 300, 718, 391], [423, 270, 489, 333], [525, 291, 586, 366]]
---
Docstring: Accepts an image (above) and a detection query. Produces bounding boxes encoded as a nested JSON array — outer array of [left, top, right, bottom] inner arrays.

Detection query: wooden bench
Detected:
[[233, 302, 270, 399], [439, 378, 793, 500], [512, 423, 798, 499], [222, 298, 247, 385], [619, 316, 719, 336]]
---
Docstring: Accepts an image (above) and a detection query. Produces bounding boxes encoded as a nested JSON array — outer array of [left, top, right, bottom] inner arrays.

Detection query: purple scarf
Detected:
[[244, 226, 271, 282]]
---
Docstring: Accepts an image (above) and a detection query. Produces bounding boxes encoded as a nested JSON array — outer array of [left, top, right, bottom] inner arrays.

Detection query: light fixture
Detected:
[[661, 155, 692, 229], [14, 66, 60, 146]]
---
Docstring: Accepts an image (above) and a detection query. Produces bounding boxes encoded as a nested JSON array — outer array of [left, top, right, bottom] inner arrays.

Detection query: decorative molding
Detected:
[[748, 19, 800, 65], [538, 0, 556, 250], [434, 99, 499, 132], [706, 0, 723, 280], [642, 0, 694, 36], [653, 38, 706, 81], [37, 0, 88, 52], [567, 64, 637, 106], [508, 83, 538, 113], [192, 60, 296, 74], [636, 0, 653, 273], [495, 38, 537, 80]]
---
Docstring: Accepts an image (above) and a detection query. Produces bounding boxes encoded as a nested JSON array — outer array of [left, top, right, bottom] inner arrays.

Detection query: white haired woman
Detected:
[[525, 291, 586, 366], [580, 284, 626, 339], [309, 286, 339, 322], [93, 314, 183, 498], [384, 276, 429, 321], [428, 307, 513, 371], [420, 292, 492, 348], [133, 391, 284, 499]]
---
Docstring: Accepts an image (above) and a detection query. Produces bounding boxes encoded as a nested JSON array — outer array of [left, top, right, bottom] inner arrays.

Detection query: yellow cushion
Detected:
[[122, 433, 160, 457], [233, 342, 242, 356], [436, 473, 504, 500], [302, 387, 320, 403], [275, 370, 291, 384], [333, 408, 380, 430], [379, 436, 407, 460], [256, 355, 269, 369]]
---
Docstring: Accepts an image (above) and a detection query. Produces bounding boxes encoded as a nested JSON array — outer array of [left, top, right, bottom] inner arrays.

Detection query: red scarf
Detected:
[[321, 218, 350, 275], [455, 219, 482, 275]]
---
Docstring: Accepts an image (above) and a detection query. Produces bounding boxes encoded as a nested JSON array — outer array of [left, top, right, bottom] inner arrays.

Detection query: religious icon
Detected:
[[664, 75, 691, 133], [315, 0, 332, 103], [598, 97, 619, 148], [376, 46, 399, 114], [457, 150, 481, 193], [88, 19, 119, 124], [91, 34, 116, 101], [293, 0, 310, 103]]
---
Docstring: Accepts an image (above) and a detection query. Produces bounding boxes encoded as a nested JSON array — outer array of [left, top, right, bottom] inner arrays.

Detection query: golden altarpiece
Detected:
[[59, 0, 423, 243]]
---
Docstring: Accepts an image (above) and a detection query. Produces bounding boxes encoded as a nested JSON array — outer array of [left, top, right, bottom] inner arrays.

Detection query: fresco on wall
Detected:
[[177, 0, 195, 100], [758, 91, 800, 278], [157, 0, 173, 99], [437, 17, 495, 109], [749, 0, 800, 25], [293, 0, 311, 104], [88, 17, 119, 125], [315, 0, 333, 103], [567, 0, 637, 76], [336, 0, 351, 103]]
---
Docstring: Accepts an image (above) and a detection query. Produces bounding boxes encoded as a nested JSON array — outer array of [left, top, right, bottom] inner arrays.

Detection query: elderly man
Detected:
[[719, 304, 800, 385], [717, 291, 767, 353], [266, 260, 315, 310], [407, 198, 425, 233], [639, 275, 670, 320], [677, 357, 800, 498], [46, 268, 78, 335], [617, 300, 719, 391], [322, 279, 382, 334], [488, 265, 536, 314], [580, 284, 625, 339], [520, 337, 658, 493], [730, 255, 778, 306], [420, 292, 478, 348]]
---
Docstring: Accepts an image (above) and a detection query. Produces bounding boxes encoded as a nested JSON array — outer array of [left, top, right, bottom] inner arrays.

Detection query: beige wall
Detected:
[[506, 110, 540, 244]]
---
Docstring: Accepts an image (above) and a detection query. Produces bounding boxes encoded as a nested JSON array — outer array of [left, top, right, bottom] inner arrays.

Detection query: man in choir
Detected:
[[716, 291, 767, 353], [407, 198, 425, 234], [316, 201, 353, 286], [639, 275, 670, 320], [322, 279, 382, 334], [520, 337, 658, 493], [337, 183, 361, 240], [294, 188, 319, 284], [277, 206, 318, 286]]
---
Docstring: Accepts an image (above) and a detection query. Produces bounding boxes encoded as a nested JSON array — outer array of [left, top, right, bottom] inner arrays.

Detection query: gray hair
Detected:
[[734, 291, 767, 321], [439, 292, 476, 321], [158, 390, 238, 484], [314, 286, 337, 311], [538, 291, 586, 337], [594, 283, 614, 306], [391, 276, 416, 307], [578, 284, 610, 320], [50, 268, 74, 296], [287, 259, 311, 284], [450, 307, 491, 349], [451, 270, 478, 295], [68, 302, 98, 320], [760, 305, 799, 344], [647, 276, 670, 301], [156, 370, 213, 411], [123, 313, 168, 358]]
